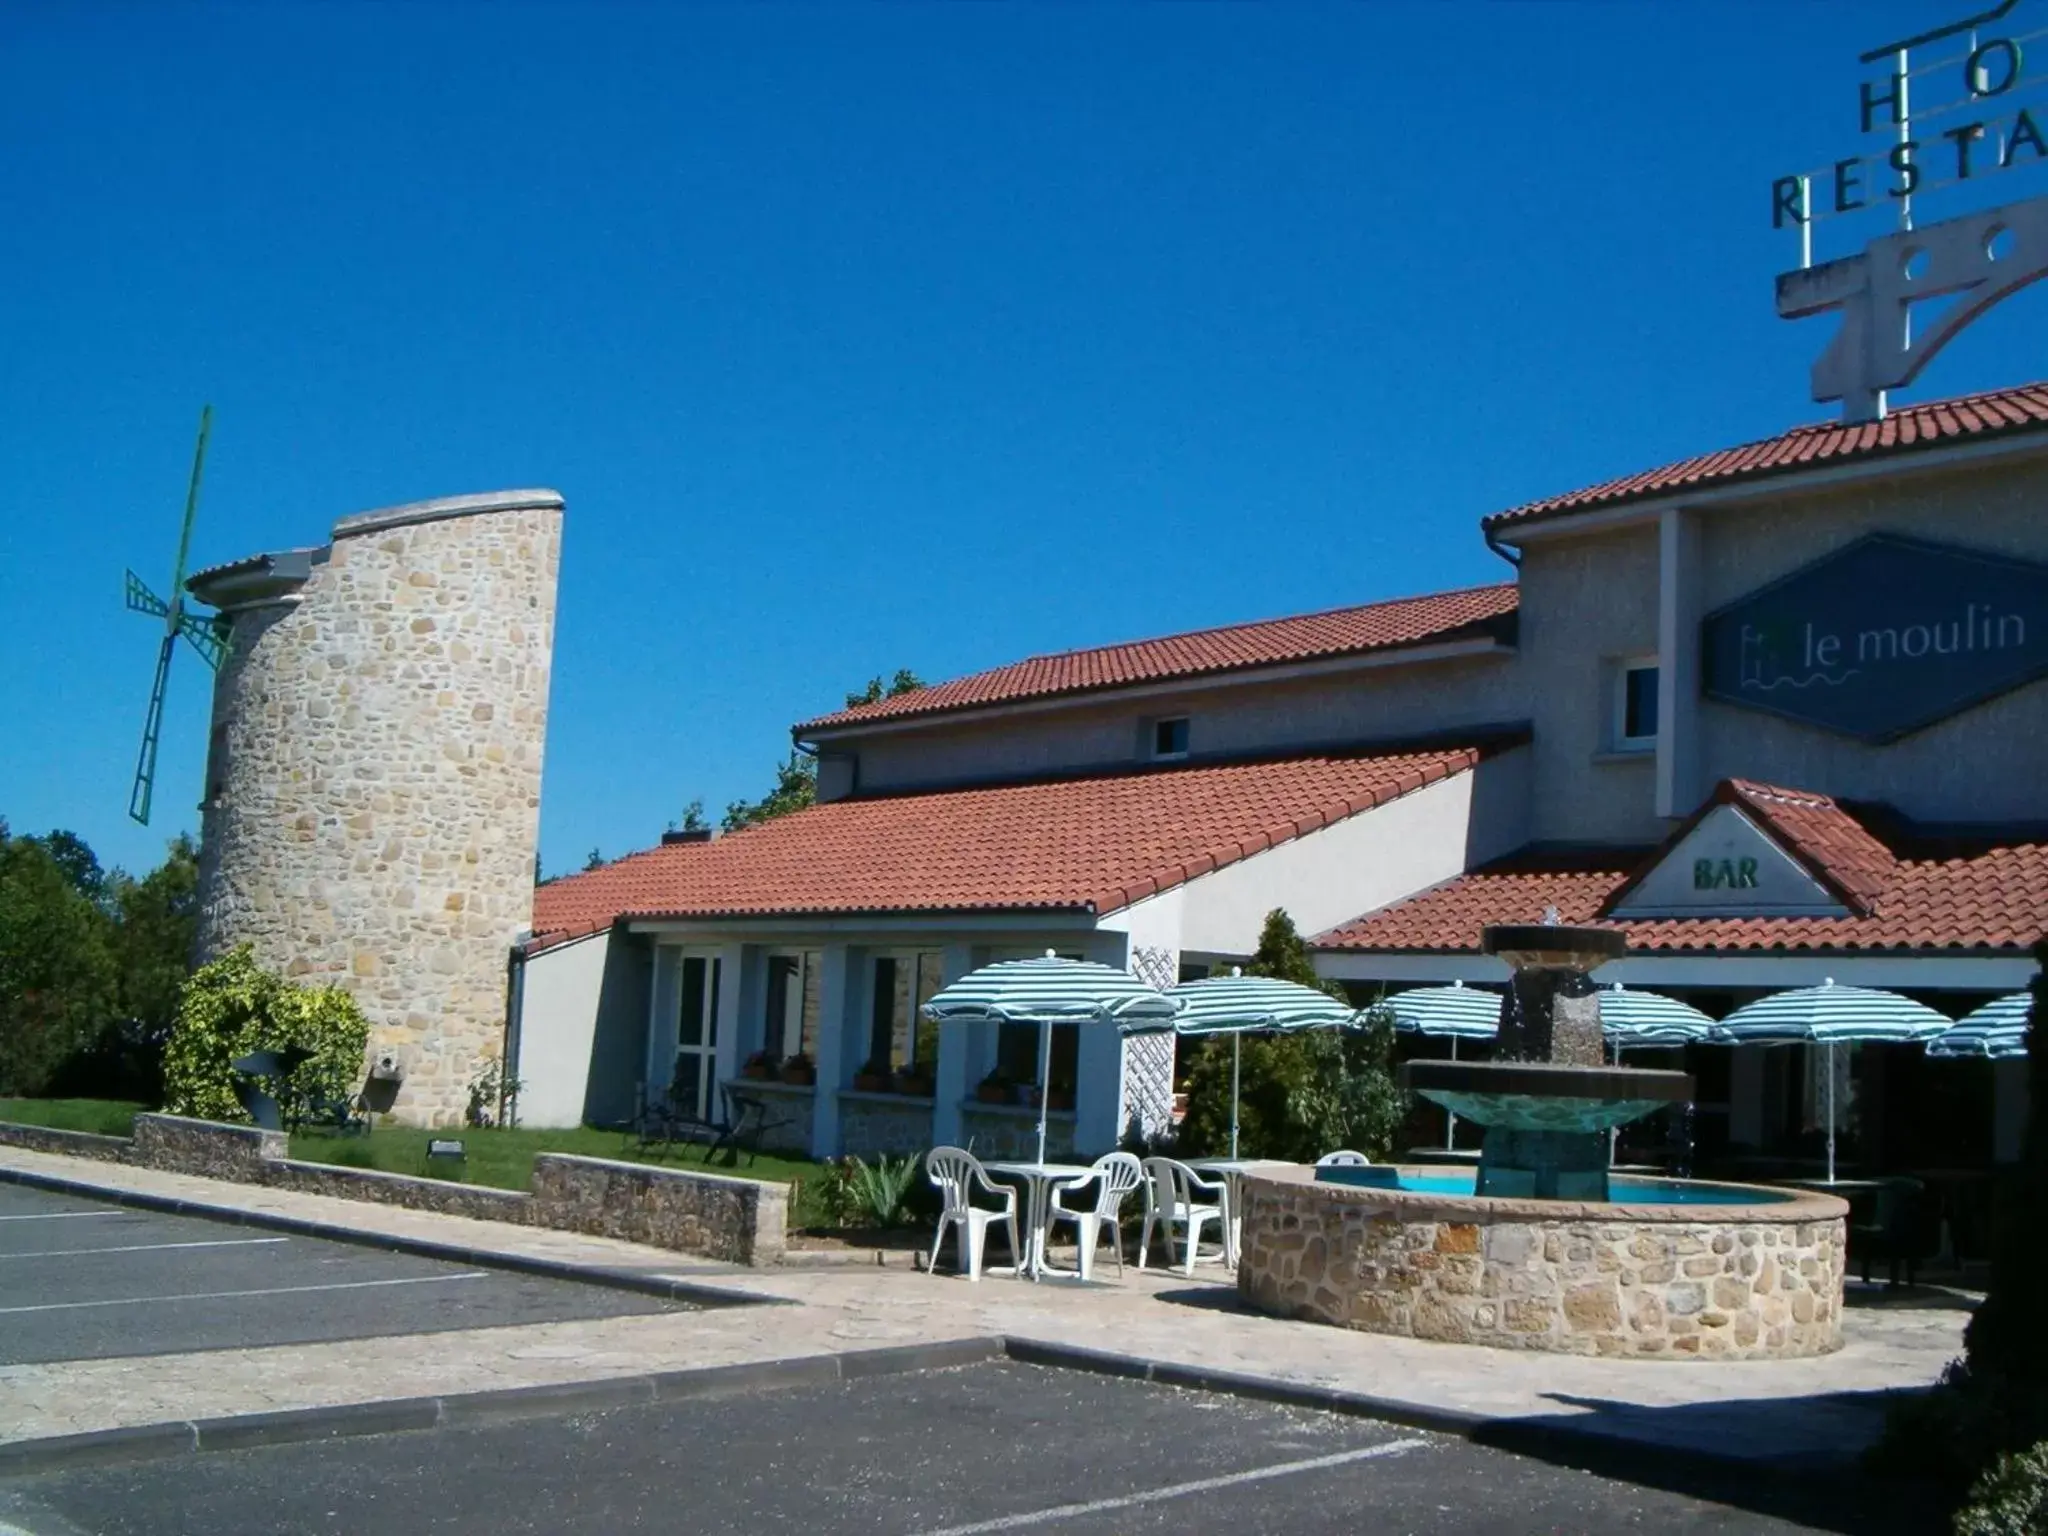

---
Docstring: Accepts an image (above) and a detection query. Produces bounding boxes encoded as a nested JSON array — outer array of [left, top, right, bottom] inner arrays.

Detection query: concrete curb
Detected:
[[0, 1165, 775, 1311], [999, 1338, 1862, 1487], [0, 1338, 1007, 1478]]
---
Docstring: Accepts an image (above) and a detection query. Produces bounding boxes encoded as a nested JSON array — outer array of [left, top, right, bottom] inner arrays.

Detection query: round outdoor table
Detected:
[[1187, 1158, 1292, 1267], [982, 1160, 1094, 1281]]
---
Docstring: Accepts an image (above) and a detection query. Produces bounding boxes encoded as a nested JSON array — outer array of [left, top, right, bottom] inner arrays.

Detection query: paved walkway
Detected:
[[0, 1146, 1968, 1468]]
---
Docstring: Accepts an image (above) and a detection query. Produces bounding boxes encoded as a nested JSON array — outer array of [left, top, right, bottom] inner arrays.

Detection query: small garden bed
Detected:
[[288, 1123, 827, 1191], [0, 1098, 145, 1138]]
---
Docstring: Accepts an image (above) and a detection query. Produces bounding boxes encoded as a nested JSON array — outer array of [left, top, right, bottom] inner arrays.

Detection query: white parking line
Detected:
[[0, 1270, 490, 1315], [0, 1210, 133, 1222], [0, 1237, 290, 1260], [915, 1437, 1432, 1534]]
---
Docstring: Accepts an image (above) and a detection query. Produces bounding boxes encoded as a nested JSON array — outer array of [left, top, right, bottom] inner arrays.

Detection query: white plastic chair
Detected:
[[925, 1146, 1021, 1282], [1317, 1149, 1371, 1167], [1138, 1157, 1228, 1277], [1047, 1152, 1142, 1281]]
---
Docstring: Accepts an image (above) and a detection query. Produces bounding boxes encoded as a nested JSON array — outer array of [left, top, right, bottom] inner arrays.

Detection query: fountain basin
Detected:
[[1401, 1060, 1692, 1134], [1237, 1164, 1847, 1360]]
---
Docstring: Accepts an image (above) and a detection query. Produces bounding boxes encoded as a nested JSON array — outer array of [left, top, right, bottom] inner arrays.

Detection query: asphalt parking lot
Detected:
[[0, 1363, 1913, 1536], [0, 1183, 681, 1365]]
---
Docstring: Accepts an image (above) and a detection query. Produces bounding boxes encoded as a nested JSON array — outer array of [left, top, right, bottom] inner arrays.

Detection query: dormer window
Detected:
[[1151, 717, 1190, 760]]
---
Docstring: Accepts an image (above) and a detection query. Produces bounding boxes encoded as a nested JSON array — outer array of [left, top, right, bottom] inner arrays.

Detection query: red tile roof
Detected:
[[529, 746, 1492, 944], [1485, 381, 2048, 537], [1315, 785, 2048, 956], [795, 584, 1518, 733]]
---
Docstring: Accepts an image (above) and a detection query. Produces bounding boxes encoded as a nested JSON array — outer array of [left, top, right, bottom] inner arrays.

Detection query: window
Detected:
[[1151, 716, 1190, 760], [868, 956, 898, 1069], [911, 952, 942, 1066], [1615, 661, 1659, 750], [764, 955, 804, 1058]]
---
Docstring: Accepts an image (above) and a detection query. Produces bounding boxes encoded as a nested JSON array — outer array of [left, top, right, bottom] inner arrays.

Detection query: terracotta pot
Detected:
[[893, 1075, 934, 1098], [852, 1073, 891, 1093], [741, 1062, 772, 1081], [975, 1084, 1011, 1105], [781, 1064, 816, 1087], [1046, 1091, 1074, 1114]]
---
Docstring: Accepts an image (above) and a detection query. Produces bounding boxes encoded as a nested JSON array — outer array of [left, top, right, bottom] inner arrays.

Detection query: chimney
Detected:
[[661, 828, 713, 846]]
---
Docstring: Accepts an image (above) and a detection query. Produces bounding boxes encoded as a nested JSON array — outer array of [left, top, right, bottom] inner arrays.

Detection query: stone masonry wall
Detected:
[[193, 492, 563, 1126], [1238, 1168, 1846, 1360], [0, 1113, 786, 1265], [838, 1093, 935, 1157]]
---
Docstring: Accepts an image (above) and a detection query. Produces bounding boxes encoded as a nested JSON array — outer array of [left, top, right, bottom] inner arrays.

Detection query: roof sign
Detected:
[[1607, 805, 1850, 920], [1701, 533, 2048, 741]]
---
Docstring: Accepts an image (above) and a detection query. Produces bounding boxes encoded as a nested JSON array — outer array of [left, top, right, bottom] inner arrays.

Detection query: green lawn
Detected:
[[0, 1098, 145, 1137], [289, 1122, 828, 1193]]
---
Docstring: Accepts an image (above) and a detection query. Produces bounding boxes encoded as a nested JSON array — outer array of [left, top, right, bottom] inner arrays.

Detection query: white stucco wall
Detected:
[[1688, 457, 2048, 825], [513, 929, 652, 1129], [1111, 748, 1531, 959], [515, 932, 610, 1129], [835, 649, 1524, 796]]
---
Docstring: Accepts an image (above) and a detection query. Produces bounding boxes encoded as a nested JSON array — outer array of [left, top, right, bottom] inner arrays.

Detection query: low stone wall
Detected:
[[725, 1080, 815, 1153], [531, 1154, 787, 1267], [0, 1122, 130, 1163], [132, 1113, 288, 1178], [960, 1106, 1078, 1161], [0, 1114, 787, 1266], [838, 1093, 934, 1157], [269, 1159, 534, 1224], [1238, 1165, 1848, 1361]]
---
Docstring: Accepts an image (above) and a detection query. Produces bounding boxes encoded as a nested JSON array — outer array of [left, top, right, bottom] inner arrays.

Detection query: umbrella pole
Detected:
[[1036, 1021, 1052, 1166], [1230, 1033, 1241, 1161], [1825, 1040, 1837, 1185], [1444, 1035, 1458, 1151]]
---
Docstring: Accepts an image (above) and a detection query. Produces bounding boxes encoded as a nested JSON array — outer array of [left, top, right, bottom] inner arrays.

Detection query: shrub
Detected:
[[162, 947, 370, 1125], [846, 1154, 922, 1228], [1956, 1442, 2048, 1536]]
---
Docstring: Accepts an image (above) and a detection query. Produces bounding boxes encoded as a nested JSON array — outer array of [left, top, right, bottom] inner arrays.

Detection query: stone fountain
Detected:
[[1398, 921, 1692, 1200]]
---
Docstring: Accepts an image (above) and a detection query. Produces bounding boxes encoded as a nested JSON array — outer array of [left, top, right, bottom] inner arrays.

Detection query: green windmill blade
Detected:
[[127, 406, 220, 826]]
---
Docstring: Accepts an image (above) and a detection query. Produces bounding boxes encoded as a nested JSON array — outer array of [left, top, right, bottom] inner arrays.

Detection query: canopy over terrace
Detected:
[[514, 740, 1523, 1151]]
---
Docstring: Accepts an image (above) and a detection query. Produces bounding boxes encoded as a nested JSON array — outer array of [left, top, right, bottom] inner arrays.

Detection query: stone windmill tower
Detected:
[[188, 490, 565, 1126]]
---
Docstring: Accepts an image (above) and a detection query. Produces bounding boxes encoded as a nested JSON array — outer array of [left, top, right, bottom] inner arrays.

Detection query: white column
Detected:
[[644, 944, 680, 1101], [1656, 506, 1702, 820], [809, 945, 856, 1156], [931, 943, 978, 1147], [711, 943, 747, 1090]]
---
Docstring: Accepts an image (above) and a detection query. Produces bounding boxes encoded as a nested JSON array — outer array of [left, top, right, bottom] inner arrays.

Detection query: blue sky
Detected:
[[5, 1, 2045, 879]]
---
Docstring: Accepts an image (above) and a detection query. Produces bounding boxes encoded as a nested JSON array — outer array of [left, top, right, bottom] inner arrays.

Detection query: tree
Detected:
[[0, 827, 117, 1095], [29, 830, 105, 906], [108, 834, 199, 1035], [844, 669, 925, 709], [583, 847, 606, 871], [720, 670, 926, 834], [1176, 909, 1406, 1161], [670, 799, 708, 834]]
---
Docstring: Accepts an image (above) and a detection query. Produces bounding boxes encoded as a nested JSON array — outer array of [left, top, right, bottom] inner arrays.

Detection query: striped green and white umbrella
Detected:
[[1717, 980, 1950, 1182], [922, 952, 1177, 1164], [1927, 993, 2034, 1061], [1142, 968, 1359, 1158], [1385, 982, 1503, 1150], [1598, 984, 1717, 1052], [1385, 981, 1502, 1040]]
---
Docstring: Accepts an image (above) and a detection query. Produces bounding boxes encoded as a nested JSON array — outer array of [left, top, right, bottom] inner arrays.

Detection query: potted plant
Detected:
[[780, 1051, 816, 1087], [975, 1068, 1013, 1105], [1045, 1079, 1075, 1114], [1018, 1082, 1043, 1110], [852, 1055, 893, 1093], [892, 1064, 934, 1098], [740, 1050, 777, 1082]]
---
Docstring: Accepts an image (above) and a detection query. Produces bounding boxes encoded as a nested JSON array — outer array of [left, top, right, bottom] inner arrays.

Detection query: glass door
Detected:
[[672, 953, 722, 1121]]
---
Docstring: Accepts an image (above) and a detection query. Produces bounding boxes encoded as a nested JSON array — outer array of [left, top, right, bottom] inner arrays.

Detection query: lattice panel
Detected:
[[1121, 944, 1179, 1142]]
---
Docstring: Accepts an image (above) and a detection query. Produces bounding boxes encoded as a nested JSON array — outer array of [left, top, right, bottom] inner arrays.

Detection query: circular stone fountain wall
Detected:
[[1237, 1166, 1848, 1360]]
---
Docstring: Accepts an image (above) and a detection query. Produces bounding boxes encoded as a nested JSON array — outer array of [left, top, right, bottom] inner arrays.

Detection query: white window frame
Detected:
[[1613, 656, 1660, 754], [1149, 716, 1191, 761]]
